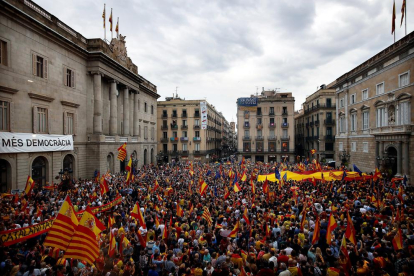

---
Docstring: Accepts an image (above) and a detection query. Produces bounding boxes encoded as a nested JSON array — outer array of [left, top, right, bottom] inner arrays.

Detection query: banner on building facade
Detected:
[[237, 97, 257, 107], [0, 132, 73, 153], [200, 101, 208, 130]]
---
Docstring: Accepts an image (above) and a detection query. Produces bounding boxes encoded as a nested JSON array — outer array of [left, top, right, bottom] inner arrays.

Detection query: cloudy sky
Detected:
[[38, 0, 413, 122]]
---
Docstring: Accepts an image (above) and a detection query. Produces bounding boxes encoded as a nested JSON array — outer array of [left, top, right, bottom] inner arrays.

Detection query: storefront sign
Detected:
[[200, 101, 208, 130], [0, 132, 73, 153]]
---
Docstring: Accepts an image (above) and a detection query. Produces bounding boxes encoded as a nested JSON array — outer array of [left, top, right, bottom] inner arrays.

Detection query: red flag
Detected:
[[263, 177, 269, 194], [326, 213, 337, 245], [392, 0, 396, 34], [401, 0, 406, 26]]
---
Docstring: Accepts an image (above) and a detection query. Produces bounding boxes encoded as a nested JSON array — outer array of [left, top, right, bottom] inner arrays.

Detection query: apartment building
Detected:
[[157, 96, 229, 163], [295, 84, 337, 162], [236, 89, 295, 163], [333, 32, 413, 181]]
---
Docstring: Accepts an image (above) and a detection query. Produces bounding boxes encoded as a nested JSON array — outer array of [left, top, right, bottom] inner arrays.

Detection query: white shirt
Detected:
[[269, 256, 278, 267]]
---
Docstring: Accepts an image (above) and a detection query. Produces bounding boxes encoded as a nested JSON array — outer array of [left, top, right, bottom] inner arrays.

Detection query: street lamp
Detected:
[[338, 150, 350, 162]]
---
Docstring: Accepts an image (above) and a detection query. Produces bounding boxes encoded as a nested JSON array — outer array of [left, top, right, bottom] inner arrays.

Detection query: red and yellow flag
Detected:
[[117, 143, 127, 161], [115, 18, 119, 38], [263, 177, 269, 194], [108, 230, 117, 257], [131, 203, 146, 229], [243, 208, 250, 226], [99, 176, 109, 195], [392, 227, 403, 250], [228, 220, 240, 238], [199, 179, 208, 195], [202, 207, 213, 226], [64, 207, 105, 264], [109, 8, 113, 32], [326, 213, 337, 245], [310, 149, 316, 155], [24, 176, 34, 196], [312, 216, 320, 245], [177, 204, 184, 217], [224, 187, 230, 199], [44, 195, 79, 250], [125, 157, 132, 184], [392, 0, 396, 34], [250, 179, 256, 194], [102, 4, 105, 29], [345, 212, 356, 245], [401, 0, 406, 26]]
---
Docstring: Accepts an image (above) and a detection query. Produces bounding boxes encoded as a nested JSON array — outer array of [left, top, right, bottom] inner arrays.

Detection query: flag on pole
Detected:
[[392, 0, 396, 34], [326, 213, 337, 245], [243, 208, 250, 226], [99, 176, 109, 195], [310, 149, 316, 155], [312, 216, 320, 245], [228, 220, 240, 238], [345, 211, 356, 245], [392, 227, 403, 250], [131, 203, 146, 229], [401, 0, 406, 26], [224, 186, 230, 199], [199, 179, 208, 195], [108, 230, 117, 257], [126, 157, 132, 184], [115, 17, 119, 38], [250, 179, 256, 194], [263, 177, 269, 194], [202, 207, 213, 226], [353, 164, 363, 176], [176, 204, 184, 217], [117, 143, 127, 161], [43, 195, 79, 250], [109, 8, 113, 32], [102, 4, 106, 28], [24, 176, 35, 196], [233, 174, 241, 192]]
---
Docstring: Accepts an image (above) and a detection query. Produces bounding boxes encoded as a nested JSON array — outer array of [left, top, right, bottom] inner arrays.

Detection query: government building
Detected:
[[0, 0, 159, 191], [333, 32, 413, 181], [236, 89, 295, 163], [156, 96, 229, 163]]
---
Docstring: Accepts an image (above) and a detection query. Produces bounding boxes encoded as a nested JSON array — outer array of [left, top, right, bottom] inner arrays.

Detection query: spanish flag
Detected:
[[228, 220, 240, 238], [64, 207, 105, 264], [99, 176, 109, 196], [44, 195, 79, 250], [392, 227, 403, 250], [109, 8, 113, 32], [345, 211, 356, 245], [115, 17, 119, 38], [131, 203, 146, 229], [108, 216, 115, 229], [240, 170, 247, 182], [199, 179, 208, 196], [155, 216, 160, 228], [154, 179, 159, 191], [300, 209, 307, 231], [117, 143, 127, 161], [24, 176, 34, 196], [326, 213, 337, 245], [102, 4, 105, 28], [243, 208, 250, 226], [312, 216, 320, 245], [108, 230, 117, 257], [310, 149, 316, 155], [224, 187, 230, 199], [126, 157, 132, 185], [263, 177, 269, 194], [392, 0, 396, 35], [177, 204, 184, 217], [233, 179, 241, 193], [250, 179, 256, 194]]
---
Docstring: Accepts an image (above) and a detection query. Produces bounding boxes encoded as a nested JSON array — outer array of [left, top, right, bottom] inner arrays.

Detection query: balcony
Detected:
[[162, 113, 168, 118], [256, 112, 262, 116], [306, 136, 312, 142], [181, 125, 188, 130], [370, 124, 413, 135], [160, 138, 169, 143], [256, 148, 263, 152], [268, 136, 277, 141], [193, 137, 201, 141], [281, 136, 290, 141], [171, 124, 178, 130], [269, 112, 275, 116], [194, 125, 200, 129], [180, 137, 189, 142], [193, 150, 201, 155], [255, 136, 264, 141], [282, 111, 288, 116], [169, 150, 179, 155], [269, 123, 276, 128], [268, 147, 276, 152], [304, 103, 336, 114], [313, 136, 319, 141], [256, 124, 263, 130], [170, 137, 179, 142], [181, 150, 189, 155], [324, 119, 335, 125], [325, 135, 335, 141], [171, 113, 178, 118], [314, 120, 320, 127], [243, 122, 250, 128], [161, 125, 168, 130], [194, 112, 200, 118], [181, 113, 187, 118], [310, 122, 314, 127], [243, 136, 251, 140], [281, 122, 289, 128]]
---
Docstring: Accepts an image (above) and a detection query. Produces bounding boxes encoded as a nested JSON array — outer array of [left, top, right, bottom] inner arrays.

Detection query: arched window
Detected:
[[144, 149, 148, 165], [32, 156, 48, 186], [0, 159, 11, 192]]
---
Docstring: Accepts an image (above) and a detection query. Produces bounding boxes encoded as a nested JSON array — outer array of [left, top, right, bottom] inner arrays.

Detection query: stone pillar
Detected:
[[123, 86, 130, 136], [130, 93, 134, 136], [376, 141, 380, 168], [397, 141, 402, 176], [133, 92, 139, 136], [109, 80, 118, 136], [93, 73, 103, 134], [403, 141, 409, 177]]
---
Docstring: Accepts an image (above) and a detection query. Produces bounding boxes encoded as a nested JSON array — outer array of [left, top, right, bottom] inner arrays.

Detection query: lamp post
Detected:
[[58, 167, 73, 191], [338, 150, 350, 168]]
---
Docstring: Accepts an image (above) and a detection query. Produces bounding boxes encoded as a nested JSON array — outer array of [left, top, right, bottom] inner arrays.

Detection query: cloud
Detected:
[[36, 0, 412, 123]]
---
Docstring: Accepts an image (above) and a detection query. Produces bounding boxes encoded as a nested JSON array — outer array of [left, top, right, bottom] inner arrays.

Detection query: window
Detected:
[[326, 98, 332, 107], [173, 131, 177, 138], [339, 116, 345, 133], [182, 131, 187, 137], [173, 144, 177, 151], [243, 142, 251, 152], [162, 110, 167, 117], [339, 142, 343, 151], [182, 119, 187, 126], [350, 113, 357, 131], [340, 98, 344, 108], [399, 101, 411, 125], [376, 107, 387, 127], [195, 131, 200, 137], [37, 107, 48, 133], [362, 112, 369, 130], [182, 144, 187, 151], [66, 113, 74, 134], [256, 141, 263, 152], [268, 142, 276, 152], [32, 54, 48, 79], [163, 144, 168, 152], [326, 127, 332, 136], [151, 105, 154, 115], [376, 82, 384, 95], [244, 130, 249, 137], [195, 119, 200, 126], [144, 103, 147, 112], [151, 127, 155, 140], [257, 107, 262, 115], [269, 107, 274, 115], [139, 125, 141, 137], [163, 132, 167, 138], [257, 130, 262, 137], [282, 107, 287, 114], [257, 118, 262, 125], [0, 101, 9, 131], [282, 129, 288, 138], [269, 129, 275, 137], [362, 89, 368, 100], [270, 118, 275, 125], [399, 71, 410, 87], [0, 40, 8, 66], [64, 67, 75, 88], [144, 126, 148, 139], [195, 143, 200, 151], [351, 142, 356, 152], [350, 94, 356, 104], [363, 142, 368, 153]]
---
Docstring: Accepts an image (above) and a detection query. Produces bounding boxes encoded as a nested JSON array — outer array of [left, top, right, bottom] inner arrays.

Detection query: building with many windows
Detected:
[[294, 84, 336, 162], [333, 32, 413, 181], [236, 89, 295, 163], [0, 0, 159, 191], [156, 96, 229, 163]]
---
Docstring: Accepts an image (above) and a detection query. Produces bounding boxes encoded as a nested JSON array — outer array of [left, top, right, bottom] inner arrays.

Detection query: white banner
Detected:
[[0, 132, 74, 153], [200, 101, 208, 130]]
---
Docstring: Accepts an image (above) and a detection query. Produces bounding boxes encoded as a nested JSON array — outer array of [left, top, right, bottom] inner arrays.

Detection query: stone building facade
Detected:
[[236, 89, 295, 163], [0, 0, 159, 191], [157, 96, 229, 163], [294, 84, 337, 162], [333, 32, 413, 182]]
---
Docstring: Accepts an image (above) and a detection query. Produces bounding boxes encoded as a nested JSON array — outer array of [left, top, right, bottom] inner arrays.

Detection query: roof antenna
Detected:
[[175, 86, 179, 98]]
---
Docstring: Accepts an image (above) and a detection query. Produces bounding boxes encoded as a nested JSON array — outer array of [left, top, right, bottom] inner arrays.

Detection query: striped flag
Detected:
[[44, 195, 79, 250], [64, 207, 105, 264], [199, 179, 208, 195], [131, 203, 146, 229], [345, 211, 356, 245], [24, 176, 35, 196], [176, 204, 184, 217], [99, 176, 109, 195], [117, 143, 127, 161], [393, 227, 403, 250], [102, 4, 105, 28], [202, 207, 213, 226], [228, 220, 240, 238], [326, 213, 337, 245], [250, 179, 256, 194], [243, 208, 250, 226], [312, 215, 320, 245]]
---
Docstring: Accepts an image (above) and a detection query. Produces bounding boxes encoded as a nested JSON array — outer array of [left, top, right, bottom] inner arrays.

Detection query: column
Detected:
[[133, 91, 139, 136], [123, 86, 130, 136], [109, 80, 118, 136], [129, 93, 134, 136], [397, 141, 402, 176], [93, 73, 103, 134], [403, 141, 409, 177]]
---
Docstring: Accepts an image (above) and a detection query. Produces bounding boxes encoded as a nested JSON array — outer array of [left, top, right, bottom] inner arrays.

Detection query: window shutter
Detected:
[[43, 59, 48, 79], [33, 106, 38, 133], [32, 54, 37, 76], [63, 67, 67, 86], [71, 70, 75, 88], [73, 113, 77, 135], [63, 111, 67, 135], [47, 109, 51, 134]]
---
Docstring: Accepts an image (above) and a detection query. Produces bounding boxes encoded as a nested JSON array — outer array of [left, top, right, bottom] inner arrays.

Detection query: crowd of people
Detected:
[[0, 160, 412, 276]]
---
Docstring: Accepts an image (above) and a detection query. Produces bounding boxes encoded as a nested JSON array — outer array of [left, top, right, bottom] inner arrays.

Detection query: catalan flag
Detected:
[[202, 207, 213, 226], [326, 213, 337, 245], [24, 176, 34, 196], [44, 195, 79, 250], [117, 143, 127, 161], [228, 220, 240, 238], [131, 203, 146, 229], [64, 207, 105, 264]]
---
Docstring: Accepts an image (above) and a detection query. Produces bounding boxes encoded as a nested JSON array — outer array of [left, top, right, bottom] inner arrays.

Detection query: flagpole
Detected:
[[117, 17, 119, 39], [406, 0, 407, 36], [111, 8, 113, 40], [104, 4, 106, 42]]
